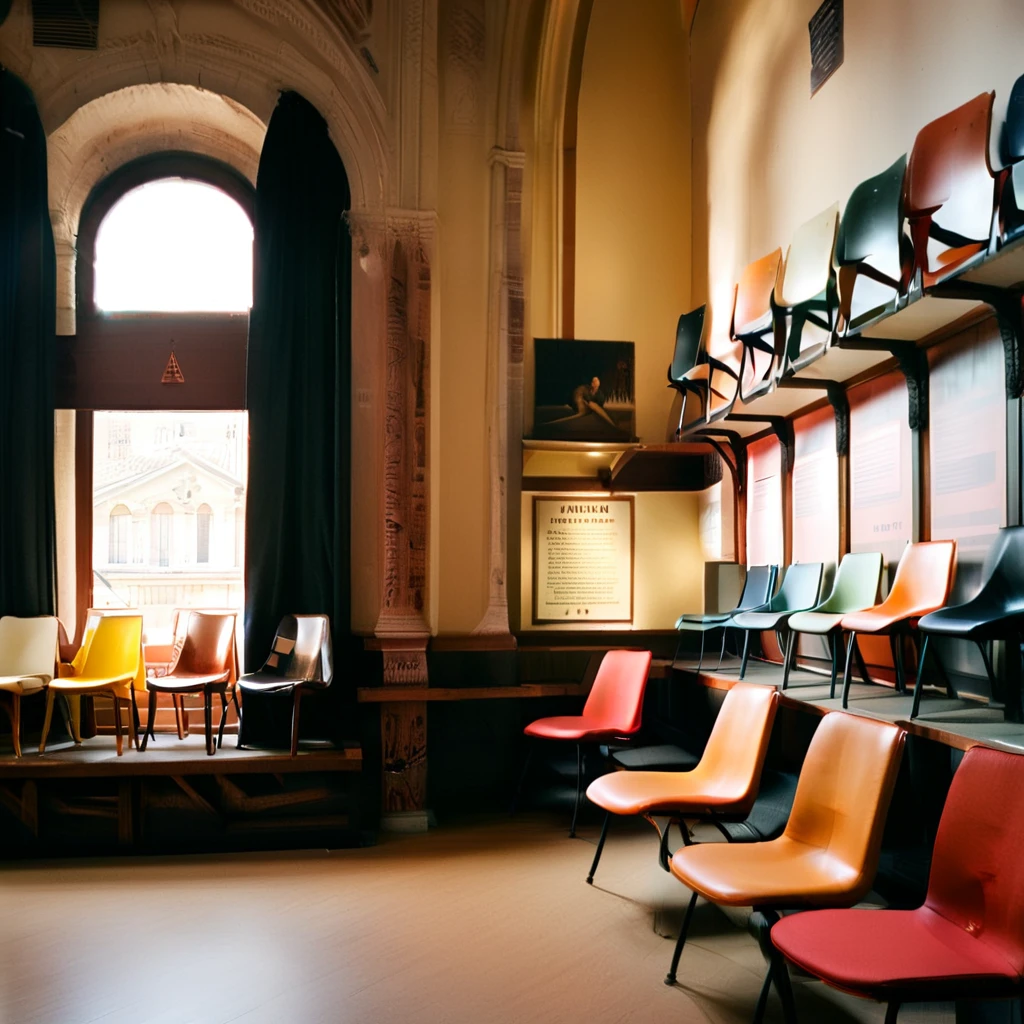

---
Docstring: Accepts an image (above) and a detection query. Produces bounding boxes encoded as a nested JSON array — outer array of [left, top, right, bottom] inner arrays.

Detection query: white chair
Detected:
[[0, 616, 59, 757]]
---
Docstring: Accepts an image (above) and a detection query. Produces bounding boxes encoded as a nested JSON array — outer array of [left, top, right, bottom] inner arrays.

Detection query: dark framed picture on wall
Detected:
[[532, 338, 636, 441]]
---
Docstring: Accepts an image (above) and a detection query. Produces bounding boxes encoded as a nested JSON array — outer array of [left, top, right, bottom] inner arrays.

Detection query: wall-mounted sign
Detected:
[[809, 0, 843, 97], [533, 496, 634, 624]]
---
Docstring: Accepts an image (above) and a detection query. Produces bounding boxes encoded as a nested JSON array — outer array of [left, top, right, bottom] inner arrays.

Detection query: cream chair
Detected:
[[0, 616, 59, 757]]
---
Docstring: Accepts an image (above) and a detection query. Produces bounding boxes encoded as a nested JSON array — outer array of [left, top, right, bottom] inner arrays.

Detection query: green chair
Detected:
[[786, 551, 884, 696]]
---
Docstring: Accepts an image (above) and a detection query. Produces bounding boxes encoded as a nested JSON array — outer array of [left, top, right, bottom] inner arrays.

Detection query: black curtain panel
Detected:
[[245, 91, 352, 730], [0, 70, 56, 618]]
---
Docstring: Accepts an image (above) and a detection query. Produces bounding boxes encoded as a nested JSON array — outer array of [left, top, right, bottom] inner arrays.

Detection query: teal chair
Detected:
[[786, 551, 884, 695]]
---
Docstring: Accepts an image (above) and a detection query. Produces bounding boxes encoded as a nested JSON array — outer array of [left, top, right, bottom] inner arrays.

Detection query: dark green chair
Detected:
[[667, 305, 708, 437], [730, 563, 824, 679], [914, 526, 1024, 720], [835, 154, 912, 336], [785, 551, 884, 695]]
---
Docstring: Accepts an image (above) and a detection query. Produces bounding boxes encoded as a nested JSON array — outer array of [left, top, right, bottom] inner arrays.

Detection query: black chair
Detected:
[[999, 72, 1024, 242], [914, 526, 1024, 720], [667, 305, 708, 437], [237, 614, 333, 756], [674, 564, 779, 671]]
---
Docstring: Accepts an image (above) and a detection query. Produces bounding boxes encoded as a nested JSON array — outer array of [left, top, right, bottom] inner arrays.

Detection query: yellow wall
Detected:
[[573, 0, 692, 443], [519, 489, 704, 630], [690, 0, 1024, 324]]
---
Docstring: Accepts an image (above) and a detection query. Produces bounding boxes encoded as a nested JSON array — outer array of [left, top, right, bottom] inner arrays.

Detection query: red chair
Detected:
[[771, 745, 1024, 1023], [519, 650, 652, 837]]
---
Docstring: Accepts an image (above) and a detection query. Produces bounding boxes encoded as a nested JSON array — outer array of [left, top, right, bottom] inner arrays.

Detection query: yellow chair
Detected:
[[40, 614, 144, 756]]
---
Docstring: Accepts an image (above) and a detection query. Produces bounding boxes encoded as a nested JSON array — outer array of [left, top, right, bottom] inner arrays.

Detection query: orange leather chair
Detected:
[[839, 541, 956, 708], [584, 682, 778, 884], [665, 712, 905, 1023], [735, 248, 783, 402], [520, 650, 652, 838]]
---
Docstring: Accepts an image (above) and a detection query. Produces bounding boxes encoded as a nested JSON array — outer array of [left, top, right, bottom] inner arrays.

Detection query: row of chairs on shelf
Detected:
[[668, 73, 1024, 433], [524, 652, 1024, 1022], [0, 609, 333, 758], [678, 525, 1024, 719]]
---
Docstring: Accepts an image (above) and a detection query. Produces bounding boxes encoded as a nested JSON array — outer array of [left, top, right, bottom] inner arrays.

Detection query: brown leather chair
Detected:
[[665, 711, 905, 1022], [237, 614, 333, 756], [140, 611, 238, 756], [584, 682, 778, 884]]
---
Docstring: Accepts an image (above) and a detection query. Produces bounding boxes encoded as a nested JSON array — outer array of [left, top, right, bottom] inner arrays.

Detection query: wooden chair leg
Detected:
[[10, 694, 21, 759], [112, 695, 123, 757], [173, 695, 185, 740], [39, 690, 56, 753], [290, 689, 303, 757], [141, 688, 158, 751]]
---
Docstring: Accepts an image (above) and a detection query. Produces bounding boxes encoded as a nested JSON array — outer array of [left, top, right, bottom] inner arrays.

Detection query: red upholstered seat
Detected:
[[523, 649, 652, 743], [771, 746, 1024, 1013]]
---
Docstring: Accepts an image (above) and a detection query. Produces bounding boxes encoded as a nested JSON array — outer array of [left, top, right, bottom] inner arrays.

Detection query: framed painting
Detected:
[[532, 338, 635, 442]]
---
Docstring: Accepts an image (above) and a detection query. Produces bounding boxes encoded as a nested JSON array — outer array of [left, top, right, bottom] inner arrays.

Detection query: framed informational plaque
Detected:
[[533, 496, 634, 624]]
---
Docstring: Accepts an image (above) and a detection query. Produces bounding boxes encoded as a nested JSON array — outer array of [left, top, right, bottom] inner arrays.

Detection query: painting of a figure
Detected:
[[532, 339, 636, 441]]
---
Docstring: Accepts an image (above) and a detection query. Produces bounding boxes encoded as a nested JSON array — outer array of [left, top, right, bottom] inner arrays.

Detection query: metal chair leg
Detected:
[[587, 811, 611, 884], [716, 627, 729, 670], [781, 630, 796, 689], [739, 631, 752, 679], [112, 695, 123, 757], [751, 964, 773, 1024], [217, 690, 229, 749], [696, 630, 706, 672], [129, 689, 140, 751], [891, 633, 907, 694], [141, 688, 158, 751], [204, 691, 215, 756], [829, 632, 840, 699], [842, 632, 857, 708], [289, 688, 303, 757], [569, 743, 584, 838], [664, 889, 699, 985], [911, 635, 930, 719], [885, 1003, 901, 1024], [770, 951, 798, 1024]]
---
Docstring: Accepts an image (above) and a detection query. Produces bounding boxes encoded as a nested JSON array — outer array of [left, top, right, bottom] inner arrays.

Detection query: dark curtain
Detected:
[[0, 70, 56, 617], [245, 91, 352, 730]]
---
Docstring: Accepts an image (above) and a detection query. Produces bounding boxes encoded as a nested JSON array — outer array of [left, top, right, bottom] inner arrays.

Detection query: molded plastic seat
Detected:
[[730, 562, 823, 679], [906, 92, 997, 288], [237, 613, 333, 756], [522, 649, 652, 837], [584, 683, 778, 884], [775, 204, 840, 376], [667, 305, 708, 436], [835, 155, 912, 335], [772, 746, 1024, 1019], [141, 611, 238, 756], [680, 299, 744, 425], [913, 526, 1024, 718], [998, 73, 1024, 242], [0, 616, 59, 757], [734, 248, 783, 401], [40, 614, 144, 756]]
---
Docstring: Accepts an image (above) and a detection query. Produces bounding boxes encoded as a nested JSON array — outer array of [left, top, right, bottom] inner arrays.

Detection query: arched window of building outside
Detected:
[[197, 504, 213, 564], [152, 503, 174, 568], [108, 504, 130, 564]]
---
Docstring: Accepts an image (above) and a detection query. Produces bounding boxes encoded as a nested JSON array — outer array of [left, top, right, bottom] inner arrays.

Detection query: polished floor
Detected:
[[0, 815, 953, 1024]]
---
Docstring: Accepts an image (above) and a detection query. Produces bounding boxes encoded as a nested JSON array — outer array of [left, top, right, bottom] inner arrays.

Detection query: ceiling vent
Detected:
[[32, 0, 99, 50]]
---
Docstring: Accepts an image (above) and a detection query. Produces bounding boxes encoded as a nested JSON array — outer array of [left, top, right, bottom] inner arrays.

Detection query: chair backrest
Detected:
[[80, 614, 143, 681], [733, 249, 782, 336], [262, 614, 334, 685], [173, 611, 237, 677], [581, 649, 652, 735], [969, 526, 1024, 618], [816, 551, 883, 614], [777, 204, 839, 310], [882, 540, 957, 616], [926, 746, 1024, 974], [905, 92, 996, 283], [735, 564, 778, 612], [784, 712, 905, 903], [692, 683, 779, 812], [0, 616, 58, 683], [1001, 72, 1024, 167], [669, 305, 707, 384], [767, 562, 823, 613]]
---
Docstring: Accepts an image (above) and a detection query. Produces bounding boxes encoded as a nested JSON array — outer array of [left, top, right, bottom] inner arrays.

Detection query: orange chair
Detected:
[[905, 92, 999, 288], [584, 682, 778, 884], [520, 650, 652, 838], [666, 712, 905, 1022], [839, 540, 957, 708], [735, 248, 783, 402]]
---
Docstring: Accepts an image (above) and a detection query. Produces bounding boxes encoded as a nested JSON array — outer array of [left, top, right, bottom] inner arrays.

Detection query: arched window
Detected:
[[108, 505, 130, 564], [196, 504, 213, 564], [151, 503, 173, 567], [93, 178, 253, 313]]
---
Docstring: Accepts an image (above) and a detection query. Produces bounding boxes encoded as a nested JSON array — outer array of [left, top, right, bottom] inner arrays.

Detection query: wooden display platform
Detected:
[[675, 655, 1024, 755]]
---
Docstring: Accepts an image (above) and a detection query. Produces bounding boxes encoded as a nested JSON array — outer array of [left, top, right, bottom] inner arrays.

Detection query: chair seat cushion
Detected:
[[731, 610, 789, 630], [919, 601, 1024, 639], [524, 716, 617, 742], [50, 674, 134, 694], [149, 671, 231, 692], [670, 835, 865, 908], [238, 672, 302, 694], [586, 766, 756, 817], [675, 615, 730, 632], [772, 906, 1021, 1001], [0, 674, 46, 694], [841, 605, 933, 634], [787, 610, 844, 634], [610, 744, 700, 772]]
